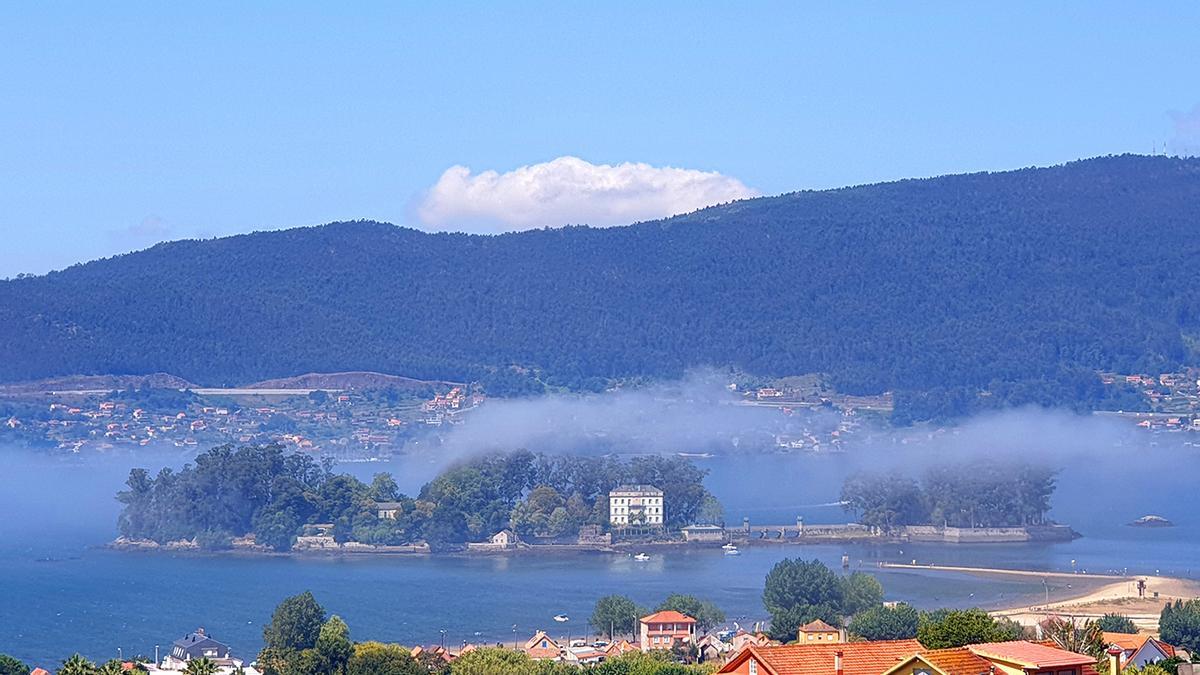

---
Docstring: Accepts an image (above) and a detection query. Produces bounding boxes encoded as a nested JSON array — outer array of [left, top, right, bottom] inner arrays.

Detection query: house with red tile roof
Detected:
[[730, 629, 775, 652], [1103, 632, 1177, 669], [524, 630, 563, 660], [719, 640, 1099, 675], [883, 642, 1099, 675], [889, 646, 994, 675], [605, 639, 639, 657], [31, 669, 51, 675], [409, 645, 449, 663], [717, 638, 923, 675], [640, 610, 697, 651]]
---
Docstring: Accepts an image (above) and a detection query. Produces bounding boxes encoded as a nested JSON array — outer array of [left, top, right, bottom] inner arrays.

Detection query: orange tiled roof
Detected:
[[524, 630, 560, 651], [641, 610, 697, 624], [1104, 633, 1177, 659], [605, 639, 638, 656], [719, 638, 924, 675], [967, 642, 1096, 669], [911, 648, 994, 675], [800, 620, 840, 633], [1104, 632, 1147, 651]]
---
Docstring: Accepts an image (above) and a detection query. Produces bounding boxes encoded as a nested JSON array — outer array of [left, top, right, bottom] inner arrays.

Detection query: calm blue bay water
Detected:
[[1, 445, 1197, 667]]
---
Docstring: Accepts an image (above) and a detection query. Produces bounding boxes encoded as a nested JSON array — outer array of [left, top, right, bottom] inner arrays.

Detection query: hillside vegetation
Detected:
[[3, 155, 1199, 413]]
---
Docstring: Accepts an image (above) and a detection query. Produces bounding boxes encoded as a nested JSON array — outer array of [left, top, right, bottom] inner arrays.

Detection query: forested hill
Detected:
[[3, 155, 1200, 405]]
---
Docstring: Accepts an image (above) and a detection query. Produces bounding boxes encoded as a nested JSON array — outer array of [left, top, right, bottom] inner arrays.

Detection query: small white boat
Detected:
[[553, 614, 570, 623], [633, 553, 651, 561], [721, 542, 738, 550]]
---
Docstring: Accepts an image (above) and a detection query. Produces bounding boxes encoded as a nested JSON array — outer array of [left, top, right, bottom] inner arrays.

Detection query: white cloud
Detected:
[[415, 156, 759, 231]]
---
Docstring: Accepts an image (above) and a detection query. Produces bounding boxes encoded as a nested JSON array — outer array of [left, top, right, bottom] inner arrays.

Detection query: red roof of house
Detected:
[[641, 610, 697, 624], [966, 642, 1097, 669], [605, 639, 638, 655], [524, 630, 561, 652], [1103, 632, 1177, 659], [1104, 632, 1148, 652], [799, 620, 840, 633], [31, 669, 51, 675], [718, 638, 925, 675], [894, 648, 994, 675]]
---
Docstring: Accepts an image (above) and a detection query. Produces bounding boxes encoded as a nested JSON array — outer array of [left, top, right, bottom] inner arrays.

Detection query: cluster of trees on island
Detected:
[[840, 461, 1057, 531], [116, 444, 721, 551]]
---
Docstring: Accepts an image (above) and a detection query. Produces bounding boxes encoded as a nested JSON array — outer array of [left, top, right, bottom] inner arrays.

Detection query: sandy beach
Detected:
[[882, 563, 1200, 631]]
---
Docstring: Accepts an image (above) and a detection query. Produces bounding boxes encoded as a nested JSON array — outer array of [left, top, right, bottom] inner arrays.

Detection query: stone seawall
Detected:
[[902, 524, 1077, 543]]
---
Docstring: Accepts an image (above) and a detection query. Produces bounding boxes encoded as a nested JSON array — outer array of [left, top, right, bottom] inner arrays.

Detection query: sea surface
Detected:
[[1, 441, 1197, 667]]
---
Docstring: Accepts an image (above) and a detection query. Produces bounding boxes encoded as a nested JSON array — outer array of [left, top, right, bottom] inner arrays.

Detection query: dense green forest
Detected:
[[5, 155, 1200, 414], [115, 445, 719, 551], [839, 461, 1057, 530]]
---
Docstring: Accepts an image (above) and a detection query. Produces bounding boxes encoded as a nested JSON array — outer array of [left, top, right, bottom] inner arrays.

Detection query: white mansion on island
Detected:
[[608, 484, 664, 528]]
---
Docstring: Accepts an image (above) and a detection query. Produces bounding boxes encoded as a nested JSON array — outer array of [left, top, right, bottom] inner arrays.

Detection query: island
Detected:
[[113, 444, 723, 553], [839, 462, 1076, 543]]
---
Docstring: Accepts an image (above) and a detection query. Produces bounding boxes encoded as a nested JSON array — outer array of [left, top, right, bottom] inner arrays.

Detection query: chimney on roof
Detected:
[[836, 650, 844, 675], [1108, 646, 1124, 675], [197, 627, 204, 636]]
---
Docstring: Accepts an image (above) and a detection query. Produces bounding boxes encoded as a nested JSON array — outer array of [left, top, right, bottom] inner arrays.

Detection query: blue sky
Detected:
[[3, 2, 1199, 276]]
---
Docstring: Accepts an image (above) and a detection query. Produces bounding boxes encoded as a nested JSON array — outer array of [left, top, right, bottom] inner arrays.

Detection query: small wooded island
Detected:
[[114, 444, 722, 552], [112, 444, 1073, 554]]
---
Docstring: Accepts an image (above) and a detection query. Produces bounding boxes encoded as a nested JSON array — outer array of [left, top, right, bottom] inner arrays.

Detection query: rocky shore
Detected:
[[109, 522, 1078, 558]]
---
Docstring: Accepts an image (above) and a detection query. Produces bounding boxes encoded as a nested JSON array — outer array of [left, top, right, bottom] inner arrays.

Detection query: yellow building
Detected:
[[796, 619, 842, 644]]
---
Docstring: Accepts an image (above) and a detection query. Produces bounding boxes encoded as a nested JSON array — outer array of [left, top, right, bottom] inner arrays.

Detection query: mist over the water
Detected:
[[424, 371, 796, 459], [2, 383, 1200, 666], [0, 375, 1187, 554]]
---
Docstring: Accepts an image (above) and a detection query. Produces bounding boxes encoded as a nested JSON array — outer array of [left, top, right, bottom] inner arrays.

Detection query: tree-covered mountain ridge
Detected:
[[3, 154, 1199, 405]]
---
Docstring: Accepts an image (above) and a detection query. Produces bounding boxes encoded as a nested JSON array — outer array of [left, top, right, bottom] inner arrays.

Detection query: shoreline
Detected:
[[882, 563, 1200, 631], [106, 532, 888, 558], [106, 523, 1079, 559]]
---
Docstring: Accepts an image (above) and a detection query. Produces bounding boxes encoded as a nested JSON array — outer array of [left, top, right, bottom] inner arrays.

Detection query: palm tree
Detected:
[[183, 657, 219, 675], [96, 661, 125, 675], [58, 653, 97, 675], [1043, 616, 1107, 660]]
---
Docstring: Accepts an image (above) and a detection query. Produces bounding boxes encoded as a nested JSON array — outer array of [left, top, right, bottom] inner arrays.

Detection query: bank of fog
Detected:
[[414, 379, 1186, 532]]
